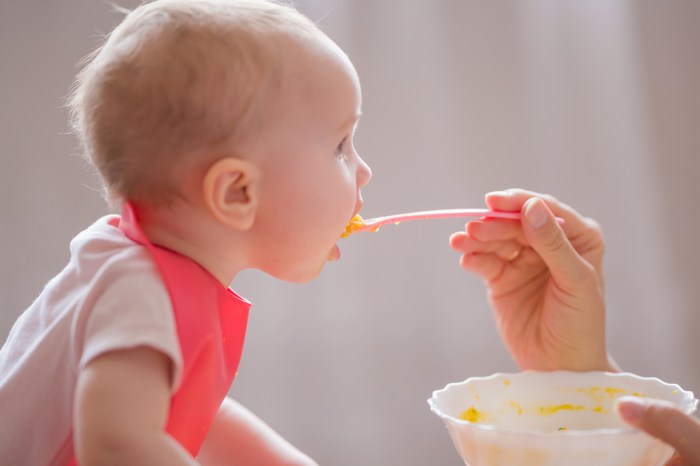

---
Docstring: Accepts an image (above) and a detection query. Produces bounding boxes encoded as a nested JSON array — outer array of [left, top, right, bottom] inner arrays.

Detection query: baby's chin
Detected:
[[264, 247, 339, 284]]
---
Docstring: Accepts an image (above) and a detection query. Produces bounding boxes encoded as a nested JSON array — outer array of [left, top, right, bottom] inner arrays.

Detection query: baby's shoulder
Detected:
[[68, 214, 160, 285]]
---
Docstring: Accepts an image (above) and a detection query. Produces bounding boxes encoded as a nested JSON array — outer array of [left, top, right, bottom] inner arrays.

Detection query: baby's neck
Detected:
[[136, 201, 246, 287]]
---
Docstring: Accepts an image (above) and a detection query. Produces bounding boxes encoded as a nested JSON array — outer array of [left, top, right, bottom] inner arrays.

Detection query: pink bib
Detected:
[[67, 203, 250, 464]]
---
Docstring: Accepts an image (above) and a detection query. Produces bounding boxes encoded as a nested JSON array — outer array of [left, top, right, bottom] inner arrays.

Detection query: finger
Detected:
[[450, 233, 523, 261], [616, 397, 700, 461], [467, 219, 527, 246], [521, 197, 593, 285], [485, 189, 595, 240], [459, 253, 508, 282]]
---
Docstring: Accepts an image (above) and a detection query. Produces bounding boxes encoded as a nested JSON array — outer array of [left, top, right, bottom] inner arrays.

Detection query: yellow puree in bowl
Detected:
[[459, 385, 647, 423], [460, 407, 487, 423]]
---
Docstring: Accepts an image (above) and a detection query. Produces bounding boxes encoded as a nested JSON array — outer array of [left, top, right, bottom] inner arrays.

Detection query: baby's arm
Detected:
[[450, 189, 618, 372], [74, 346, 197, 465], [198, 397, 318, 466]]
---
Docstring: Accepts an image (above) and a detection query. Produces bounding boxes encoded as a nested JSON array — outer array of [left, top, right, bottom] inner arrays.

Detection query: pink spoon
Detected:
[[342, 209, 564, 237]]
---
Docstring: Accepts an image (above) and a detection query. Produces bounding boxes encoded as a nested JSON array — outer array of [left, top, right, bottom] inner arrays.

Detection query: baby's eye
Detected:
[[334, 137, 348, 160]]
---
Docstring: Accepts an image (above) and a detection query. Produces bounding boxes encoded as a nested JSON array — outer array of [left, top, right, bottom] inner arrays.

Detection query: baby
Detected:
[[0, 0, 369, 464]]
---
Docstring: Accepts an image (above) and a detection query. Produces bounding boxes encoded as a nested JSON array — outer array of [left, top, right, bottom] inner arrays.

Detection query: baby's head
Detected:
[[70, 0, 371, 283], [69, 0, 328, 206]]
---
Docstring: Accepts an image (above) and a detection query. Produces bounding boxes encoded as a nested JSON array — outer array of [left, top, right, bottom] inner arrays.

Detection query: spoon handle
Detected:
[[356, 208, 564, 232]]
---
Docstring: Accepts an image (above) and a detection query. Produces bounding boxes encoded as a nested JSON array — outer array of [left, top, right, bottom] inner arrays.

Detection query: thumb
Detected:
[[521, 197, 588, 284], [616, 396, 700, 461]]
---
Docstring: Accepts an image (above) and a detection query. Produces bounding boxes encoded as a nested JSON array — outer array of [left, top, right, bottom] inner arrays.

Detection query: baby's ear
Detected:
[[202, 157, 258, 230]]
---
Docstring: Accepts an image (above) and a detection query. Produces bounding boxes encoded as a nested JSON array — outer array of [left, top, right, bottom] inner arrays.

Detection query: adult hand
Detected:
[[617, 397, 700, 465], [450, 188, 615, 371]]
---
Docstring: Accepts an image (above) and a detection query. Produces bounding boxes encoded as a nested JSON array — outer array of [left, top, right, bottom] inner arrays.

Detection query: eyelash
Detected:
[[334, 137, 348, 160]]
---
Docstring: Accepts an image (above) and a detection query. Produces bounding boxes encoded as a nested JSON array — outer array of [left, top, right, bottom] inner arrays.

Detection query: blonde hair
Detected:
[[68, 0, 323, 206]]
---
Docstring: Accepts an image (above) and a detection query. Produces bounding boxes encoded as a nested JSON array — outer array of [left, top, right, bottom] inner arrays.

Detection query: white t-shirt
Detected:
[[0, 215, 183, 466]]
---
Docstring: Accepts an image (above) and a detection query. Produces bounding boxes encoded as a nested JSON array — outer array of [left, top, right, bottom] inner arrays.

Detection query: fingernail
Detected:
[[506, 248, 521, 261], [486, 190, 511, 197], [616, 397, 649, 423], [524, 198, 548, 229]]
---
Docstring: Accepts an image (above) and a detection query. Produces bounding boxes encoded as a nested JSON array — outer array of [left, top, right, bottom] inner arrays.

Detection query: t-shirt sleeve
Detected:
[[78, 270, 183, 393]]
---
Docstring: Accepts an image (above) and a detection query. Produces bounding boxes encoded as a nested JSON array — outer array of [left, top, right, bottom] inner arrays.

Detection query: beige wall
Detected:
[[1, 1, 698, 465]]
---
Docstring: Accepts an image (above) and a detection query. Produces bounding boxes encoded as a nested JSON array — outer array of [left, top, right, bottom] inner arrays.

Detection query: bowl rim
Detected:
[[427, 370, 698, 437]]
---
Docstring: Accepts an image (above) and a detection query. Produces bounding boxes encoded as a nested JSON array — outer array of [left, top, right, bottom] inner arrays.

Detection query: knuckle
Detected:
[[582, 217, 606, 256], [585, 217, 605, 239], [541, 226, 567, 253], [540, 193, 558, 205]]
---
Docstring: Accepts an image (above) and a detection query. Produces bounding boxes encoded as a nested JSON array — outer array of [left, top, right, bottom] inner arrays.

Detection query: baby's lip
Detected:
[[352, 202, 364, 219], [327, 244, 340, 262]]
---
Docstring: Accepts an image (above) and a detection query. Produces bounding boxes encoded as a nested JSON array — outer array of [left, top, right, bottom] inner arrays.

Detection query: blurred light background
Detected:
[[1, 1, 699, 465]]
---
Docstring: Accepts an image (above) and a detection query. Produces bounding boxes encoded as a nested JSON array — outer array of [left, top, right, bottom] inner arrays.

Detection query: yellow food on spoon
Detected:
[[341, 214, 367, 238]]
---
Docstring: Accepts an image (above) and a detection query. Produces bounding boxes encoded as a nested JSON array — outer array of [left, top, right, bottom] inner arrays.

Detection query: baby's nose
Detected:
[[356, 154, 372, 187]]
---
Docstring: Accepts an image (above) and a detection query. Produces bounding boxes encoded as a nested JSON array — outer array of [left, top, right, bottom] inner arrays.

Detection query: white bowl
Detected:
[[428, 371, 697, 466]]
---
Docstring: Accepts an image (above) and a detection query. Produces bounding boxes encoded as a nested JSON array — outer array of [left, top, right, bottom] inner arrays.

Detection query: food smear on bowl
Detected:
[[460, 406, 487, 423], [461, 403, 611, 425], [458, 385, 652, 425], [509, 400, 523, 414], [537, 404, 586, 416], [571, 386, 646, 399]]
